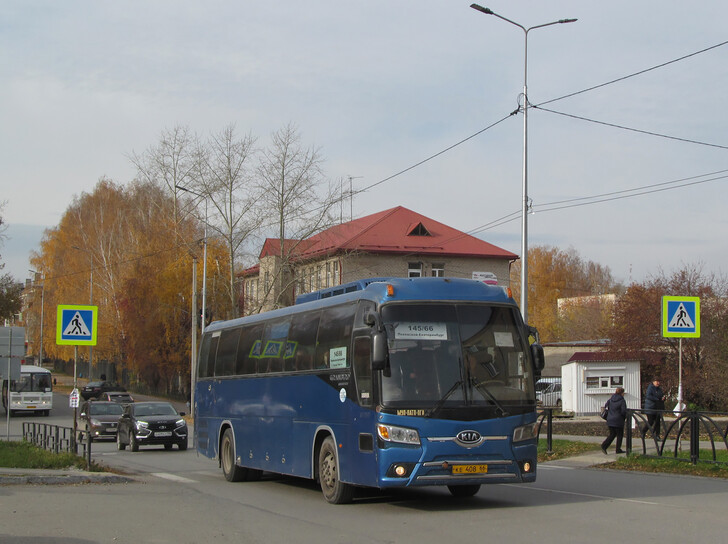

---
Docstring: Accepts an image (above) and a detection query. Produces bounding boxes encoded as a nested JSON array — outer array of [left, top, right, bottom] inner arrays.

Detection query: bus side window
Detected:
[[286, 311, 320, 372], [259, 318, 290, 374], [316, 304, 357, 370], [215, 328, 241, 377], [352, 336, 372, 406], [198, 333, 219, 379], [236, 323, 264, 375]]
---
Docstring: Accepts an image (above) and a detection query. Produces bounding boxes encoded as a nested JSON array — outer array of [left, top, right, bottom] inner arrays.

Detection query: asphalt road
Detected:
[[2, 390, 728, 543]]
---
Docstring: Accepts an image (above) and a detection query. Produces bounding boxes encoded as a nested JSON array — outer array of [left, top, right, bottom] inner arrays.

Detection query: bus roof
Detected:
[[208, 277, 516, 334], [19, 365, 51, 374]]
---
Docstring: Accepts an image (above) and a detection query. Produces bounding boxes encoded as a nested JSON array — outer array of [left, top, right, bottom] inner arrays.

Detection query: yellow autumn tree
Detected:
[[30, 178, 227, 396], [510, 245, 621, 342]]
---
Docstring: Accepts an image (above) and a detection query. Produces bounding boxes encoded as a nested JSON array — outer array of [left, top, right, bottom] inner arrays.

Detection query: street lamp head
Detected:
[[559, 18, 578, 24], [470, 4, 493, 15]]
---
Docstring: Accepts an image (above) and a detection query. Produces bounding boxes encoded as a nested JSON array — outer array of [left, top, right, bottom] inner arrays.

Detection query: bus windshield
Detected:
[[380, 303, 534, 414], [12, 372, 52, 393]]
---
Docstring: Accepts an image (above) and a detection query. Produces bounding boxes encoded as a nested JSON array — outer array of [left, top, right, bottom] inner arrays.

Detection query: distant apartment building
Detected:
[[240, 206, 518, 313]]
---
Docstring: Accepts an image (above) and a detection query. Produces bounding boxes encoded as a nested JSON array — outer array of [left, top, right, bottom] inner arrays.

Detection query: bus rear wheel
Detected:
[[318, 436, 354, 504], [447, 484, 481, 498]]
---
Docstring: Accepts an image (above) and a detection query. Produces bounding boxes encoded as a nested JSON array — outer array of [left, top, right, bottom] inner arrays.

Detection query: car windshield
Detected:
[[380, 303, 535, 414], [86, 382, 102, 388], [89, 403, 124, 416], [134, 403, 177, 417]]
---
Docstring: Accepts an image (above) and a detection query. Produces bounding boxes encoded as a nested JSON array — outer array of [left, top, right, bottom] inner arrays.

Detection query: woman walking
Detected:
[[601, 387, 627, 454]]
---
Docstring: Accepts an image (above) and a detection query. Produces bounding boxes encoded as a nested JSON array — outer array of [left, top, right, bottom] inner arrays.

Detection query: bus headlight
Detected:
[[513, 422, 538, 443], [377, 424, 420, 445]]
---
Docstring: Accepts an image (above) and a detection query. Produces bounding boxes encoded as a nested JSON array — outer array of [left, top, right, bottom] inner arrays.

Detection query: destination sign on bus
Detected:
[[394, 322, 448, 340]]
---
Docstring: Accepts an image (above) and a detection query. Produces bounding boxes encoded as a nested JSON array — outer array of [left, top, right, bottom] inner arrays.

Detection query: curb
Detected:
[[0, 469, 136, 486]]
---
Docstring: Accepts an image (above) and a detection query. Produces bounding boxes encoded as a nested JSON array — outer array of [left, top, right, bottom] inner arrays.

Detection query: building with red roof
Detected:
[[241, 206, 518, 312]]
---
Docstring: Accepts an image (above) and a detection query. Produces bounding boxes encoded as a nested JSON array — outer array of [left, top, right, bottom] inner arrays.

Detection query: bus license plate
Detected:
[[26, 405, 36, 409], [155, 431, 172, 437], [452, 464, 488, 474]]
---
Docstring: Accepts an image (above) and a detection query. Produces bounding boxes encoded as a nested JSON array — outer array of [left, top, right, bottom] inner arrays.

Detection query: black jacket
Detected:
[[604, 393, 627, 427], [644, 383, 665, 411]]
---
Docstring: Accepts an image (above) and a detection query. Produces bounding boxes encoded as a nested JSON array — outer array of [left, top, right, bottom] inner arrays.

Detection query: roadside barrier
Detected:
[[536, 408, 554, 454], [22, 422, 95, 465], [22, 422, 75, 455], [627, 409, 728, 466]]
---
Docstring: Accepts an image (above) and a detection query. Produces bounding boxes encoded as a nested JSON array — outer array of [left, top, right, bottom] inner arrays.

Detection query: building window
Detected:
[[586, 375, 623, 389], [431, 263, 445, 277], [333, 261, 339, 285], [326, 262, 332, 287], [408, 262, 422, 278]]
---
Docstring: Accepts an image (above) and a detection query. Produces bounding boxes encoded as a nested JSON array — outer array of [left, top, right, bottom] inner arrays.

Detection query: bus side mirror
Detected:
[[372, 331, 387, 371], [531, 343, 545, 377]]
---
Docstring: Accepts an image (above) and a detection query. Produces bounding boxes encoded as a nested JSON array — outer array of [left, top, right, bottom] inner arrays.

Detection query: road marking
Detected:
[[505, 483, 662, 506], [151, 472, 197, 483]]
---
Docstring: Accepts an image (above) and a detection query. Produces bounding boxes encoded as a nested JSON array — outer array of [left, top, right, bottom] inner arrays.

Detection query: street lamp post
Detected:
[[29, 270, 44, 368], [470, 4, 576, 323], [71, 246, 94, 379], [176, 184, 209, 422], [175, 185, 208, 336]]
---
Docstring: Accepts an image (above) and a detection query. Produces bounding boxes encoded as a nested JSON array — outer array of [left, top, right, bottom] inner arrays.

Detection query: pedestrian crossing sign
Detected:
[[56, 305, 98, 346], [662, 296, 700, 338]]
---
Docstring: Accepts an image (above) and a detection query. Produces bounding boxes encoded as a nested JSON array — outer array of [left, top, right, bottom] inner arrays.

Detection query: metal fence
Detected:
[[626, 409, 728, 466], [22, 422, 95, 464], [537, 408, 728, 466], [22, 422, 76, 455]]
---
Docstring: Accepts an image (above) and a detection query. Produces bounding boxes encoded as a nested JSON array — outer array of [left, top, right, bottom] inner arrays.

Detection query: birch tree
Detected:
[[189, 124, 261, 319], [255, 123, 339, 309]]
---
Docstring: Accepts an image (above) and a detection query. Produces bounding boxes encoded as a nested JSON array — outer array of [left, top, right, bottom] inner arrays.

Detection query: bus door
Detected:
[[348, 334, 379, 486]]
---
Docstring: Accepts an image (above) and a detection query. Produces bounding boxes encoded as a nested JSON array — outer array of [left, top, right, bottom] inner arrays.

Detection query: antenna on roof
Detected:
[[347, 175, 362, 221]]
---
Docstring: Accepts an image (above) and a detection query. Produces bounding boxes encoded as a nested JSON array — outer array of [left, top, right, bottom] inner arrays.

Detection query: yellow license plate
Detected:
[[452, 464, 488, 474], [26, 405, 36, 409]]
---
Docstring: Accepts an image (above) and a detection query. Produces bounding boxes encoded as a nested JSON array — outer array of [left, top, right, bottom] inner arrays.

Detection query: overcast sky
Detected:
[[2, 1, 727, 286]]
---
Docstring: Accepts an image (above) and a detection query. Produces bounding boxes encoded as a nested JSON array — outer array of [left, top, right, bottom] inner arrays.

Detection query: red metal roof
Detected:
[[567, 352, 624, 363], [259, 206, 517, 261]]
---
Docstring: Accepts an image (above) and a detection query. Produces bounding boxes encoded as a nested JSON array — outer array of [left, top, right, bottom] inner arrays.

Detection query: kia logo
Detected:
[[457, 430, 481, 444]]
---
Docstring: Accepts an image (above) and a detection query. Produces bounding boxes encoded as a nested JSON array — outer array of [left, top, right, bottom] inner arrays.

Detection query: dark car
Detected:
[[117, 401, 188, 451], [80, 381, 127, 400], [79, 401, 124, 442], [98, 391, 134, 404]]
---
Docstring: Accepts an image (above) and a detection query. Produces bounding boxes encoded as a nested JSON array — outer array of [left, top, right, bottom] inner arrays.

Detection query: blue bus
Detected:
[[195, 277, 544, 503]]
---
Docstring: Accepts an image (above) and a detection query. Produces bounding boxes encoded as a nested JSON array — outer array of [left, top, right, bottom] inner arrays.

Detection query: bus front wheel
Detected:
[[447, 484, 481, 498], [318, 436, 354, 504]]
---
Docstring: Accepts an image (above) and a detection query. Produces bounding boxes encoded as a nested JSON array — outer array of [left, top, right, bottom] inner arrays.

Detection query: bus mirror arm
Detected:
[[531, 343, 545, 378]]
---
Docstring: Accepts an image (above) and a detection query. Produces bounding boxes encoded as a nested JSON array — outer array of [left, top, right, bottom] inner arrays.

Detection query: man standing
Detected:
[[644, 378, 666, 438]]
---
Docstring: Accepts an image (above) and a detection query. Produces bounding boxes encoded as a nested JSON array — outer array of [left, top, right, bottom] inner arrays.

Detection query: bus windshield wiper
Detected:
[[471, 379, 509, 417], [428, 380, 463, 418]]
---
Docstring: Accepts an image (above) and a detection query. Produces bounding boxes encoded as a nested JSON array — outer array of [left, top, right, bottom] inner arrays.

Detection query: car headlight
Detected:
[[135, 420, 149, 430], [377, 424, 420, 445], [513, 422, 538, 443], [89, 418, 101, 426], [175, 418, 185, 429]]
